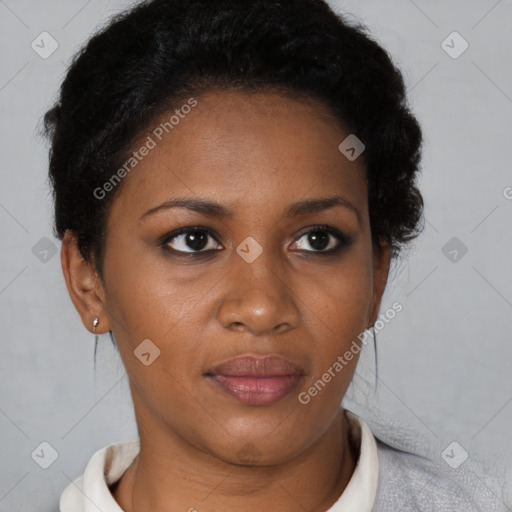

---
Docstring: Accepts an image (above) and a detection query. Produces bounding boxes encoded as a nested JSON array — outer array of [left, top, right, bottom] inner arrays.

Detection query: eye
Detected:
[[160, 224, 352, 256], [160, 226, 222, 254], [291, 225, 352, 254]]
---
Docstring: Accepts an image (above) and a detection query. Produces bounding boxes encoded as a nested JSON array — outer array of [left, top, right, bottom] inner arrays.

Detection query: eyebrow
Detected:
[[139, 196, 360, 223]]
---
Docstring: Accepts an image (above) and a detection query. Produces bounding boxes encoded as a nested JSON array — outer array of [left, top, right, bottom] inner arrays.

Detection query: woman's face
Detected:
[[84, 90, 389, 464]]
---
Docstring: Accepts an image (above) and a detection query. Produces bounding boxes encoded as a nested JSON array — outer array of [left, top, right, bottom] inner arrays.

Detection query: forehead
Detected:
[[109, 90, 368, 221]]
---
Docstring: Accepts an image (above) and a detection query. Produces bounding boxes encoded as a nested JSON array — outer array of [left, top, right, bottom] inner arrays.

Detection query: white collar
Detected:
[[60, 409, 378, 511]]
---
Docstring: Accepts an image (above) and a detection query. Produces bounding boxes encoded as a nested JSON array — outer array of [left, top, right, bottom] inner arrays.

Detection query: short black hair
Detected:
[[43, 0, 424, 279]]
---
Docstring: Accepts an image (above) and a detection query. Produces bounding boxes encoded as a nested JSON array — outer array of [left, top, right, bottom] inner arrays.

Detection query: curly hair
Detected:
[[43, 0, 424, 279]]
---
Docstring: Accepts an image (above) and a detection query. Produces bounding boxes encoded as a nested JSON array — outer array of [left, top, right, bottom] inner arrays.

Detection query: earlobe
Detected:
[[60, 230, 110, 334]]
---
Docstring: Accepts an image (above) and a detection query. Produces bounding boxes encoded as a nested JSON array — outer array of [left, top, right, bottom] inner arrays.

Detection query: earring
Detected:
[[92, 318, 100, 365]]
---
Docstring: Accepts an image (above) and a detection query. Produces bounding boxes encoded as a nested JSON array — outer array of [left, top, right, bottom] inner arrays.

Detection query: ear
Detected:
[[368, 240, 391, 327], [60, 230, 110, 334]]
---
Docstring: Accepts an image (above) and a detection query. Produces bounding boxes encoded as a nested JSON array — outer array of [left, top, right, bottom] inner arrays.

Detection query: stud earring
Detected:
[[92, 317, 99, 333]]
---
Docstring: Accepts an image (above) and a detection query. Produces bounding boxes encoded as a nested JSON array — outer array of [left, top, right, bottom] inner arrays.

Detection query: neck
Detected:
[[113, 406, 356, 512]]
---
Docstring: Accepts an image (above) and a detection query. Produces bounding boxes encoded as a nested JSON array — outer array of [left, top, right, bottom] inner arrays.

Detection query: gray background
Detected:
[[0, 0, 511, 510]]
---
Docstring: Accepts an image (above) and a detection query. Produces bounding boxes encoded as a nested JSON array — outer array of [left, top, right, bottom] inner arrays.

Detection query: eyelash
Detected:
[[159, 224, 353, 257]]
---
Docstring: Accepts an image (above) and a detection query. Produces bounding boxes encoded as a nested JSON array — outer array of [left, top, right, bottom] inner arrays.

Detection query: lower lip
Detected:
[[207, 374, 302, 406]]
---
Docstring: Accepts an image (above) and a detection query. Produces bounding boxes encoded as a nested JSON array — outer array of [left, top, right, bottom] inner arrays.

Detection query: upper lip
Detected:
[[206, 355, 304, 377]]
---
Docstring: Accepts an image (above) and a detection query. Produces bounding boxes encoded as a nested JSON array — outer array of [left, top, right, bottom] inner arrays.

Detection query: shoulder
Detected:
[[373, 439, 506, 512], [59, 438, 140, 512], [59, 474, 85, 512]]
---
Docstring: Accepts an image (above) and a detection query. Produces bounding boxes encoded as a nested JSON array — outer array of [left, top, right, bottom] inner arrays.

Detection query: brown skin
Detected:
[[61, 90, 390, 512]]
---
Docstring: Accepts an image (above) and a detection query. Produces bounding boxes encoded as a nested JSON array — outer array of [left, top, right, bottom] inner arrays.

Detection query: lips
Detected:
[[205, 355, 304, 406], [207, 355, 304, 377]]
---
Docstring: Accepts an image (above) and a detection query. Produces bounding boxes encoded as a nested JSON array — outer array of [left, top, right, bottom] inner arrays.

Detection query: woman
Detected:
[[43, 0, 502, 510]]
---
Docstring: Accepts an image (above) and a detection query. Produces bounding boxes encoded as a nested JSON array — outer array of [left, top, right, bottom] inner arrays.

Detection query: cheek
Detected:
[[296, 273, 373, 422], [102, 236, 196, 337], [304, 248, 374, 334], [300, 247, 374, 379], [102, 239, 218, 382]]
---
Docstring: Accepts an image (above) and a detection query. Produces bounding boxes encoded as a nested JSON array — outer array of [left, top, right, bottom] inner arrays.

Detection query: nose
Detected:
[[216, 243, 300, 336]]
